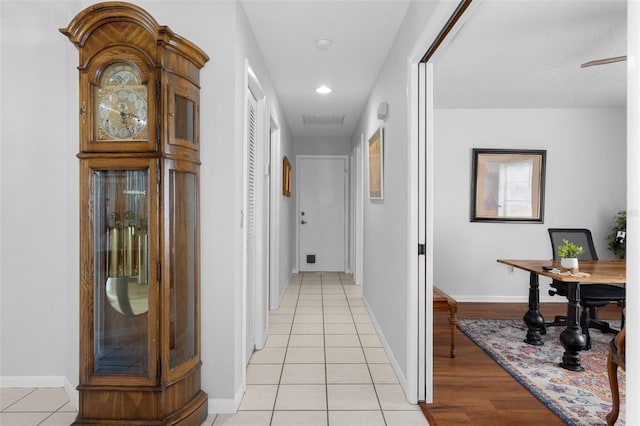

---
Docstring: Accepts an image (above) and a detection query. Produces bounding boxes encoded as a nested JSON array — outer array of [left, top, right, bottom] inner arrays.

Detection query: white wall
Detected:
[[0, 1, 79, 389], [269, 124, 295, 306], [350, 0, 441, 399], [294, 135, 352, 156], [275, 143, 296, 305], [0, 0, 294, 414], [433, 108, 627, 301]]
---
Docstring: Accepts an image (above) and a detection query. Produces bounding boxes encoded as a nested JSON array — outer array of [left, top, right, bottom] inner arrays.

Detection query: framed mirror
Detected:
[[470, 148, 546, 222]]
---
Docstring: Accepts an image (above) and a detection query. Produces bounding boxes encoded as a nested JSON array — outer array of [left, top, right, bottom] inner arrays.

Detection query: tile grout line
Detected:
[[1, 388, 38, 413], [268, 272, 302, 425], [36, 412, 57, 426], [342, 272, 388, 426], [321, 272, 330, 426]]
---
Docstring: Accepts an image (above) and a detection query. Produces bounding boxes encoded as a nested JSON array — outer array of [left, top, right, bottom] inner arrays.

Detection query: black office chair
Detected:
[[546, 228, 625, 350]]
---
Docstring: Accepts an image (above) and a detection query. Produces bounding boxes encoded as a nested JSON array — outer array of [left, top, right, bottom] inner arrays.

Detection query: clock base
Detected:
[[73, 366, 207, 425]]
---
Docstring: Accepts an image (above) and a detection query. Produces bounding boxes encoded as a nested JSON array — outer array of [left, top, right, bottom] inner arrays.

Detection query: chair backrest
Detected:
[[548, 228, 598, 260]]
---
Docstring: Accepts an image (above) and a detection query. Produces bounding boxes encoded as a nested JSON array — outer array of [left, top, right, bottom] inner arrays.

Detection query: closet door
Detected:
[[245, 89, 258, 363]]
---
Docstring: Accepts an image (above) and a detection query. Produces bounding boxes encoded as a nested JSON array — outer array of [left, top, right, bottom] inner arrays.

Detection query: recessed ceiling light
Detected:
[[315, 85, 332, 94], [315, 37, 333, 50]]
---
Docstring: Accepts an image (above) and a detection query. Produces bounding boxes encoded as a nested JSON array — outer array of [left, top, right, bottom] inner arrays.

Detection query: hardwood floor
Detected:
[[422, 302, 623, 425]]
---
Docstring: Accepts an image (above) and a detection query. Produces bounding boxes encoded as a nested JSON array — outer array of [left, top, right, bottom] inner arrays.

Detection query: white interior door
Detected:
[[298, 156, 347, 272], [245, 90, 257, 363]]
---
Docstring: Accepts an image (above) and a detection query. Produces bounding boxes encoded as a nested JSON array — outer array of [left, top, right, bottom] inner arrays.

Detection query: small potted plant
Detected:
[[557, 239, 584, 273]]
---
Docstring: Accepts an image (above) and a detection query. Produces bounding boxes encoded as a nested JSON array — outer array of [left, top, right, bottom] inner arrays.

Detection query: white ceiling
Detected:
[[434, 0, 627, 109], [241, 0, 627, 139], [241, 0, 412, 138]]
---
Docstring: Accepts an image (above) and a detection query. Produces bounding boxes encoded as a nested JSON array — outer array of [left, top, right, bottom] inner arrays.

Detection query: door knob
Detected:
[[301, 220, 307, 225]]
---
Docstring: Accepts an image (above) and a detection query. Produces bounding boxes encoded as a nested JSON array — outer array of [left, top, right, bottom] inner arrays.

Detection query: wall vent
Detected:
[[302, 114, 345, 125]]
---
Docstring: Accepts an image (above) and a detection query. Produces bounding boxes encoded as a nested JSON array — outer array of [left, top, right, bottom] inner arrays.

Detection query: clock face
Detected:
[[98, 88, 148, 140], [96, 63, 148, 141]]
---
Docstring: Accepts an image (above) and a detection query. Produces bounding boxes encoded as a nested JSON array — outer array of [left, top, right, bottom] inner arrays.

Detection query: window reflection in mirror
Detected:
[[485, 159, 533, 217]]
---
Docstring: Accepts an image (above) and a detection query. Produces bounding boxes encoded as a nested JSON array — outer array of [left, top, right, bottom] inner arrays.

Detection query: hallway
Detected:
[[211, 272, 426, 425]]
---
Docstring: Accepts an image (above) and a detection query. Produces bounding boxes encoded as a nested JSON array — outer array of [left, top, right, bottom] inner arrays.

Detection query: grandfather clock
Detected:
[[61, 2, 209, 424]]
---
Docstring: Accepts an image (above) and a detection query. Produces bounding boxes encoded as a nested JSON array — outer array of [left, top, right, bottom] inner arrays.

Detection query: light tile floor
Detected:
[[0, 272, 426, 426], [210, 272, 426, 426], [1, 388, 77, 426]]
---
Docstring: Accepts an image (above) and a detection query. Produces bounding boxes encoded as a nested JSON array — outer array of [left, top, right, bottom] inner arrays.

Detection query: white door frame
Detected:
[[627, 3, 640, 420], [352, 135, 364, 285], [269, 113, 281, 310], [416, 61, 435, 403], [349, 152, 355, 275], [296, 155, 349, 272], [406, 0, 470, 404]]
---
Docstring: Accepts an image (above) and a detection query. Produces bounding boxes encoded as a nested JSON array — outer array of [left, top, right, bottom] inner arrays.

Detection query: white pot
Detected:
[[560, 257, 579, 273]]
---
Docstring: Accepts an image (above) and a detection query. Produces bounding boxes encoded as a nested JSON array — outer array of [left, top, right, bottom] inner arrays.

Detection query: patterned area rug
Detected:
[[457, 319, 625, 425]]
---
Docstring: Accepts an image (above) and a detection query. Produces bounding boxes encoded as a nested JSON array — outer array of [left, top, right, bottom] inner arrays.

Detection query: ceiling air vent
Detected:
[[302, 114, 345, 125]]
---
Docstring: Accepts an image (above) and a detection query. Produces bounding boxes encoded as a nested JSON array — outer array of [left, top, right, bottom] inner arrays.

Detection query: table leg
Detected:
[[448, 301, 458, 359], [522, 271, 545, 346], [559, 282, 586, 371]]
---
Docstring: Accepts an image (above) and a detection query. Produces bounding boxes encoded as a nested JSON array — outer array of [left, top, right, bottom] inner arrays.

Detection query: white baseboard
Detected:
[[360, 299, 410, 401], [0, 376, 254, 415], [0, 376, 67, 388], [0, 376, 79, 410], [269, 270, 293, 312], [208, 384, 244, 414], [64, 377, 79, 410]]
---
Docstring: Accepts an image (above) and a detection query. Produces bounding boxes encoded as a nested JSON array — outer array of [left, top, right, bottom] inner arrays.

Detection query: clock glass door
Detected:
[[92, 167, 150, 375], [168, 167, 198, 369], [174, 95, 195, 142], [167, 74, 199, 154]]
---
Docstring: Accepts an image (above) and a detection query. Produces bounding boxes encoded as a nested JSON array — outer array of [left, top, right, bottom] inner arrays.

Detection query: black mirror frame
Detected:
[[470, 148, 546, 223]]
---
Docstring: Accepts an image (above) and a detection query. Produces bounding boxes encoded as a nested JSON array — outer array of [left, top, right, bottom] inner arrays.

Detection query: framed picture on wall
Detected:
[[368, 127, 384, 200], [283, 156, 292, 197], [470, 148, 546, 222]]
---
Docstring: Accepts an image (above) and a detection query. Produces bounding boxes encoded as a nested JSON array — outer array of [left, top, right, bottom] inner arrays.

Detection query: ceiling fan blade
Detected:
[[581, 56, 627, 68]]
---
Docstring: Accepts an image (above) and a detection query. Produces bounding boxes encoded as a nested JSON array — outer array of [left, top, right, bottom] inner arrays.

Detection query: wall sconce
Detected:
[[377, 101, 389, 121]]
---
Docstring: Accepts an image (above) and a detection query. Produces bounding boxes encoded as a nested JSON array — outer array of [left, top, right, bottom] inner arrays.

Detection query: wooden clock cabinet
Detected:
[[61, 2, 209, 424]]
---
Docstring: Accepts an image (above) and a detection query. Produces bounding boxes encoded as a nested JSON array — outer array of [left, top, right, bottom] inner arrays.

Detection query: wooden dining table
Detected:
[[497, 259, 625, 372]]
